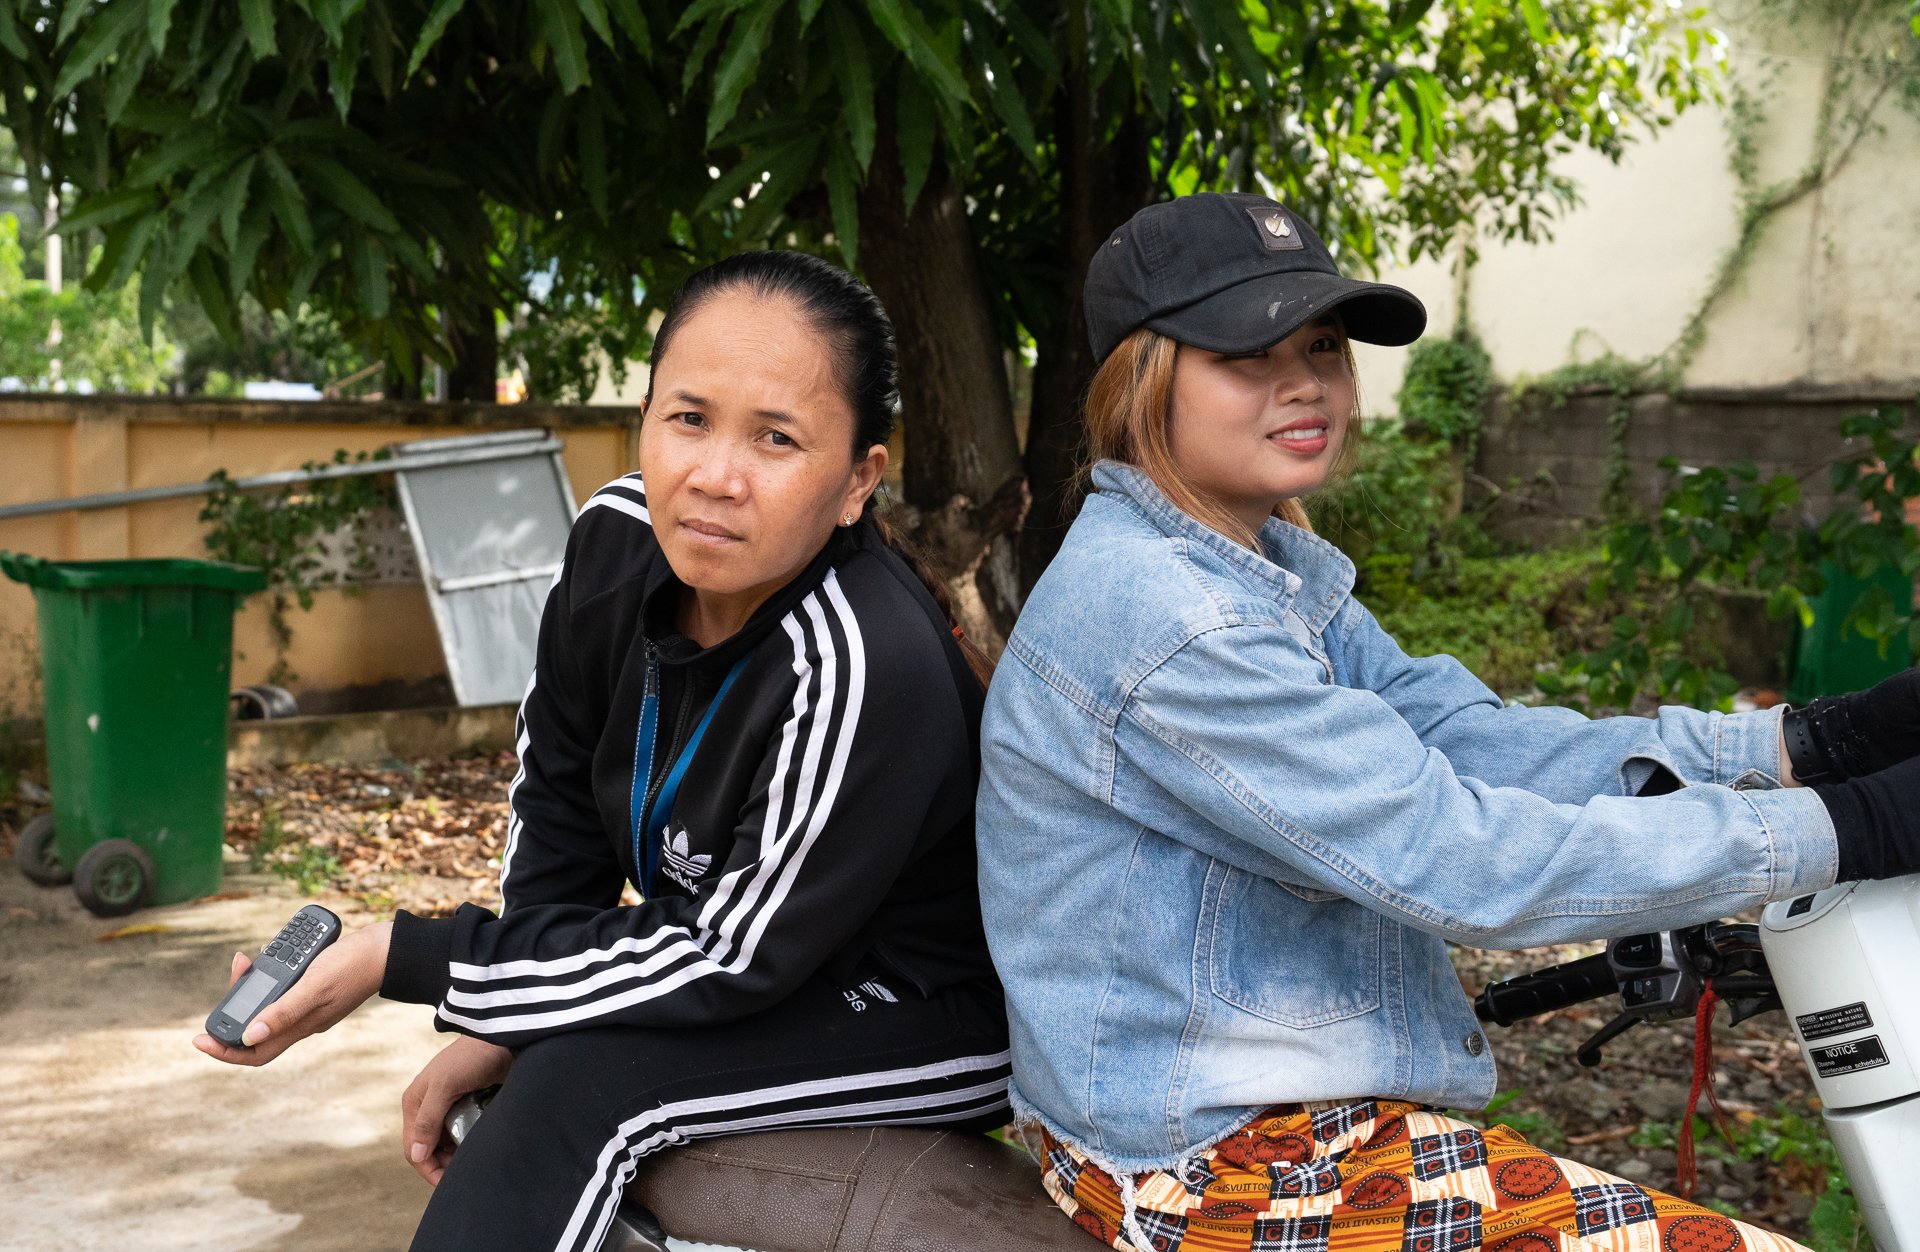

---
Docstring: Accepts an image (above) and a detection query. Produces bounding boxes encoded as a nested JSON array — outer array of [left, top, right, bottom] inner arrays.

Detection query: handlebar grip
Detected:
[[1473, 952, 1616, 1026]]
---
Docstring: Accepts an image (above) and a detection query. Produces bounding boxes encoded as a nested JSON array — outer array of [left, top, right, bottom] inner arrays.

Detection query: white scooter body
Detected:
[[1759, 873, 1920, 1252]]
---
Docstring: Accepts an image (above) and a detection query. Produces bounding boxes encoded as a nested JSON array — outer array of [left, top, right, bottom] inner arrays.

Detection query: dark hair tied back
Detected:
[[651, 250, 899, 456], [651, 251, 991, 687]]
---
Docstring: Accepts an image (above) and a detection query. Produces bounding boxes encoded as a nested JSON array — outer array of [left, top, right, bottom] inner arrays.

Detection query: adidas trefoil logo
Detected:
[[660, 826, 712, 891]]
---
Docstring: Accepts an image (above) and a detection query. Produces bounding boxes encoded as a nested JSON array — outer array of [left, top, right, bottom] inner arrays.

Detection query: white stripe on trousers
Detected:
[[557, 1049, 1012, 1252]]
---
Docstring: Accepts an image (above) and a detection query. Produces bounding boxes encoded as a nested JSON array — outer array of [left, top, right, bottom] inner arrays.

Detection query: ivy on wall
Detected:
[[198, 450, 396, 686], [1500, 0, 1920, 519]]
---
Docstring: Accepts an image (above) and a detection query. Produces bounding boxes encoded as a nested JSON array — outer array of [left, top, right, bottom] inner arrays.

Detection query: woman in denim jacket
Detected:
[[976, 193, 1920, 1252]]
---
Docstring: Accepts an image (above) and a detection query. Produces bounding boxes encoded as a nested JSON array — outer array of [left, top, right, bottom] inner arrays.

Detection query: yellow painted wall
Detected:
[[0, 397, 640, 719], [1350, 4, 1920, 413]]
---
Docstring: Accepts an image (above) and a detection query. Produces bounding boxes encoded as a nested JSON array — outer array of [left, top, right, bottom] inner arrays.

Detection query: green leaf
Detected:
[[694, 150, 771, 218], [328, 10, 364, 118], [307, 0, 354, 46], [52, 187, 159, 236], [0, 6, 28, 59], [1179, 0, 1269, 101], [91, 211, 162, 292], [577, 0, 615, 48], [228, 203, 272, 296], [138, 237, 171, 338], [302, 155, 402, 233], [150, 0, 180, 54], [188, 251, 240, 344], [825, 6, 875, 170], [287, 245, 327, 306], [825, 139, 859, 268], [351, 233, 391, 319], [124, 128, 228, 189], [386, 232, 434, 281], [975, 31, 1037, 163], [56, 0, 92, 47], [671, 0, 752, 39], [536, 0, 591, 93], [1087, 0, 1130, 30], [681, 10, 728, 95], [896, 73, 935, 214], [605, 0, 652, 56], [53, 0, 150, 98], [706, 0, 780, 142], [863, 0, 970, 106], [731, 134, 821, 240], [998, 5, 1059, 79], [261, 149, 316, 253], [238, 0, 277, 57], [1519, 0, 1551, 44], [103, 35, 155, 123], [195, 30, 250, 116]]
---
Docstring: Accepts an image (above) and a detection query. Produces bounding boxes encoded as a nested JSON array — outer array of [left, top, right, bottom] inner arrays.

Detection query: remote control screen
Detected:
[[225, 968, 278, 1022]]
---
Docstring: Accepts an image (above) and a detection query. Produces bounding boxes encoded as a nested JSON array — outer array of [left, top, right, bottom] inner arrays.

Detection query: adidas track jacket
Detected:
[[380, 473, 999, 1045]]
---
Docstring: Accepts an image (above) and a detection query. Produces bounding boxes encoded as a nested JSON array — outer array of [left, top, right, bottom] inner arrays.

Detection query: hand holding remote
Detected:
[[193, 919, 392, 1066]]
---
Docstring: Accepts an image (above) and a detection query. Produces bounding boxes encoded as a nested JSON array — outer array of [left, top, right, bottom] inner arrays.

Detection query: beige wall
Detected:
[[0, 397, 641, 719], [1352, 5, 1920, 414]]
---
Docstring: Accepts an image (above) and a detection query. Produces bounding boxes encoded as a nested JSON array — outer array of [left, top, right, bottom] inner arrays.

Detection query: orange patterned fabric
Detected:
[[1034, 1101, 1808, 1252]]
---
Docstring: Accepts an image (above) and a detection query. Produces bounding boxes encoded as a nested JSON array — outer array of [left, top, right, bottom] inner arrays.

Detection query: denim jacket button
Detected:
[[1464, 1031, 1485, 1056]]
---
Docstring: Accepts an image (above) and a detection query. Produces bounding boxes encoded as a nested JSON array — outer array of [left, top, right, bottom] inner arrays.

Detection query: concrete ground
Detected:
[[0, 858, 444, 1251]]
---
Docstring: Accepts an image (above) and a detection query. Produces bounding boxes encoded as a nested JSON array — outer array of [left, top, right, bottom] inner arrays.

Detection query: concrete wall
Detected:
[[1477, 385, 1919, 534], [0, 397, 642, 720], [1351, 4, 1920, 420]]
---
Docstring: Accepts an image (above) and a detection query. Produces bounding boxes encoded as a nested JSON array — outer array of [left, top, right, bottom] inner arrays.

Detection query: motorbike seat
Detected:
[[626, 1125, 1103, 1251]]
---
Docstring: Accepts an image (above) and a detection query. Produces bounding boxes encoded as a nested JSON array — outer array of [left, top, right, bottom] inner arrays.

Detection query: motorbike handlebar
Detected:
[[1472, 952, 1616, 1026]]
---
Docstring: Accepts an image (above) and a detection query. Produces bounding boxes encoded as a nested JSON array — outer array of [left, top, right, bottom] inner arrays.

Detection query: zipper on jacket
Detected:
[[632, 643, 698, 893], [630, 643, 661, 886]]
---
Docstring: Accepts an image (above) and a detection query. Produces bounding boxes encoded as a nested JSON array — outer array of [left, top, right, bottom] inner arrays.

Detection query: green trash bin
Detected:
[[1, 552, 266, 916], [1785, 558, 1916, 705]]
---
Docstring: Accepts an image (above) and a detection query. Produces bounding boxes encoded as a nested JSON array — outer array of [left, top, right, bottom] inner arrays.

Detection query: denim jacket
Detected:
[[975, 461, 1838, 1173]]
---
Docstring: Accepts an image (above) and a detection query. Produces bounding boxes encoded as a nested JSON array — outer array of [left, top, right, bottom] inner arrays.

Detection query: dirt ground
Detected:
[[0, 860, 442, 1251], [0, 753, 1835, 1250]]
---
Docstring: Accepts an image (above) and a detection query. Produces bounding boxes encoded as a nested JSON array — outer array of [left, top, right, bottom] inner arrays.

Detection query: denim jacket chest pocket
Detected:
[[1203, 863, 1383, 1027]]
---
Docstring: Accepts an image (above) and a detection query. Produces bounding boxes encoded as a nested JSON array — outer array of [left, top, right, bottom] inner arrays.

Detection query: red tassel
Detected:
[[952, 625, 966, 641], [1675, 983, 1731, 1199]]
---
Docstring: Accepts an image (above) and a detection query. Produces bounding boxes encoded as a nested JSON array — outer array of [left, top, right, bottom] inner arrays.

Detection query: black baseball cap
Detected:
[[1084, 193, 1426, 365]]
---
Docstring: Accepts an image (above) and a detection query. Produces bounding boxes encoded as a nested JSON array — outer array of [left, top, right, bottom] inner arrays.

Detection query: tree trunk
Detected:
[[1017, 86, 1155, 596], [857, 136, 1027, 634], [445, 301, 500, 403]]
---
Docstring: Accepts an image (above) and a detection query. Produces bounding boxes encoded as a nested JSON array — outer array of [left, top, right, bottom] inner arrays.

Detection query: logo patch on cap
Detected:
[[1246, 205, 1304, 253]]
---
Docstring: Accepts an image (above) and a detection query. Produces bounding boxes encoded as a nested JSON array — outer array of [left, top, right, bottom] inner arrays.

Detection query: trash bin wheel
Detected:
[[73, 839, 155, 917], [14, 813, 71, 886]]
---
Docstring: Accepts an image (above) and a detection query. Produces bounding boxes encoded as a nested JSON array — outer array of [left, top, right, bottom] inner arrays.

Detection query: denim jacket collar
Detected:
[[1090, 459, 1356, 635]]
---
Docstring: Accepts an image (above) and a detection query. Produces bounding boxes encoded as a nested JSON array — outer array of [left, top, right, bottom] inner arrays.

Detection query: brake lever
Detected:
[[1576, 1009, 1644, 1067]]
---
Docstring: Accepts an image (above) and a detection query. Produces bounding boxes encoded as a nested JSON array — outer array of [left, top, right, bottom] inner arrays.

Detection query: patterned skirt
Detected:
[[1034, 1100, 1809, 1252]]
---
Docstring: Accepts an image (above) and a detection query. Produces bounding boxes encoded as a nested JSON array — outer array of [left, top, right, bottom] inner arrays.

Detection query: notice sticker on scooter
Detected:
[[1807, 1034, 1890, 1079], [1794, 1001, 1874, 1042]]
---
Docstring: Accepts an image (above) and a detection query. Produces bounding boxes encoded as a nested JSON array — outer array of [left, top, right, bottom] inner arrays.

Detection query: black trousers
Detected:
[[410, 969, 1011, 1252]]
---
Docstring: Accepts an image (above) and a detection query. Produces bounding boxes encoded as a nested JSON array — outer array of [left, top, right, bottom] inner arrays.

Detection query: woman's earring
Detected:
[[842, 513, 855, 526]]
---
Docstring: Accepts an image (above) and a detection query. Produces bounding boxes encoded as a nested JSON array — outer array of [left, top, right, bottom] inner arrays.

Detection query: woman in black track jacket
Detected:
[[194, 252, 1011, 1252]]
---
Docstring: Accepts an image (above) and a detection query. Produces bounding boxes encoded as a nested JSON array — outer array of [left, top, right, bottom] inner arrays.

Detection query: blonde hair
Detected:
[[1082, 327, 1361, 550]]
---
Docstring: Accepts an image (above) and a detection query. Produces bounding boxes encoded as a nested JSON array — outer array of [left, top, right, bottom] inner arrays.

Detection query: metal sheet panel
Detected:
[[393, 432, 577, 706]]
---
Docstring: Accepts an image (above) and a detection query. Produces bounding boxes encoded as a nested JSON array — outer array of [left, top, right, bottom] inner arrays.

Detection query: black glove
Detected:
[[1782, 667, 1920, 784], [1814, 755, 1920, 883]]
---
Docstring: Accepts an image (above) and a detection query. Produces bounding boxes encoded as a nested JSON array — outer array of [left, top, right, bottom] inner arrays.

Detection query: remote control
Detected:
[[205, 904, 342, 1048]]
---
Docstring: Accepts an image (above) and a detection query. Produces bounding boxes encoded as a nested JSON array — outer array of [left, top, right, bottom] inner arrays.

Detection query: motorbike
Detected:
[[450, 873, 1919, 1252], [1474, 873, 1920, 1252], [445, 1096, 1100, 1252]]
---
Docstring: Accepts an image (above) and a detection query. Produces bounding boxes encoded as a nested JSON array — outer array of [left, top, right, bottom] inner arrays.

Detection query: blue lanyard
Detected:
[[631, 654, 749, 894]]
